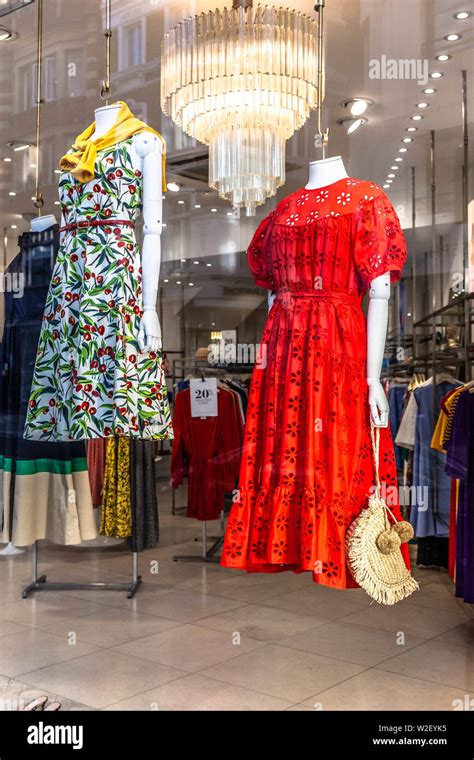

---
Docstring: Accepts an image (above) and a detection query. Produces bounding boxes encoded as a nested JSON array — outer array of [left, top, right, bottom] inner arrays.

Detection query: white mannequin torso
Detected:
[[305, 155, 349, 190], [30, 214, 57, 233]]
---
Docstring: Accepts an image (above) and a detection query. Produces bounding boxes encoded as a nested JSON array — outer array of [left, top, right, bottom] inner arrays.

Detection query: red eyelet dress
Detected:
[[221, 178, 410, 589]]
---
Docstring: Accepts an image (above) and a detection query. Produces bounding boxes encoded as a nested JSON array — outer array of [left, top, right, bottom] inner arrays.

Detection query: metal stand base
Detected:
[[22, 543, 142, 598], [22, 575, 142, 599], [173, 517, 224, 564]]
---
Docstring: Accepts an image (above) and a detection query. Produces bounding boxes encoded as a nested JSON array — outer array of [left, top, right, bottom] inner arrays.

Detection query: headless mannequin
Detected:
[[86, 104, 163, 354], [269, 155, 390, 428]]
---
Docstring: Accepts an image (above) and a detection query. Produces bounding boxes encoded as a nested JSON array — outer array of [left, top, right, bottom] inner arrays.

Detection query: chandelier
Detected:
[[161, 1, 319, 216]]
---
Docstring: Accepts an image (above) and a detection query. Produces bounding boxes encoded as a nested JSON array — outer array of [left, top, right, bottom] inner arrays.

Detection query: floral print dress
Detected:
[[24, 138, 173, 441], [221, 178, 410, 589]]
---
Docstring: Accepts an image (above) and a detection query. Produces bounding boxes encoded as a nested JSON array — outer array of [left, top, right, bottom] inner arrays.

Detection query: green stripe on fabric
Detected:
[[0, 456, 88, 475]]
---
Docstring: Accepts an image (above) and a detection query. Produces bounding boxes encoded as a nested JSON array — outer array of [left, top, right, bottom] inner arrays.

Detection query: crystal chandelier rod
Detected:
[[314, 0, 328, 158]]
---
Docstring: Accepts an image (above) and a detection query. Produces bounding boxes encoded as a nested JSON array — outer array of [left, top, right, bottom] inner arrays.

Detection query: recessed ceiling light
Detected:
[[423, 88, 436, 94], [386, 179, 393, 184], [211, 208, 217, 212], [445, 33, 462, 41], [163, 278, 169, 283], [399, 148, 408, 153], [54, 201, 60, 205], [402, 137, 413, 143], [177, 199, 184, 204], [337, 117, 368, 134], [406, 127, 418, 132], [390, 166, 399, 170], [9, 142, 31, 152], [8, 191, 15, 196], [194, 204, 201, 209], [162, 223, 167, 227], [226, 211, 233, 216], [454, 11, 472, 20], [430, 72, 444, 79], [10, 224, 17, 229], [412, 114, 424, 121], [189, 282, 194, 286], [206, 263, 212, 267], [416, 102, 429, 109], [383, 184, 391, 189], [3, 157, 11, 162], [388, 173, 395, 178], [176, 280, 182, 285], [0, 27, 17, 42], [167, 182, 181, 192], [193, 260, 200, 264], [395, 157, 403, 162], [342, 97, 373, 117], [181, 258, 186, 262], [54, 169, 61, 174], [435, 54, 451, 62]]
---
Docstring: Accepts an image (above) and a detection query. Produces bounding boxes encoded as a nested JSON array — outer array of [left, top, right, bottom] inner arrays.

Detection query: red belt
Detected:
[[60, 219, 135, 232]]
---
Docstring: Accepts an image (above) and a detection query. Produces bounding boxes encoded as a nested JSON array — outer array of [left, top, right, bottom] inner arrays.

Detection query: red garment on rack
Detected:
[[87, 438, 107, 507], [171, 387, 242, 520]]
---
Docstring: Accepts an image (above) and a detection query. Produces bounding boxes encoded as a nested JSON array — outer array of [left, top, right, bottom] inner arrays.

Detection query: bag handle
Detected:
[[370, 422, 400, 528]]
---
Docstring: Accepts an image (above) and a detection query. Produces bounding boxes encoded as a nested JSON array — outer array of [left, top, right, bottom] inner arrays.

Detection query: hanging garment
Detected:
[[410, 381, 456, 540], [171, 387, 242, 521], [446, 390, 474, 603], [221, 178, 409, 588], [0, 228, 96, 546], [87, 438, 107, 506], [127, 440, 159, 552], [100, 436, 132, 538], [388, 383, 408, 472], [24, 134, 173, 441]]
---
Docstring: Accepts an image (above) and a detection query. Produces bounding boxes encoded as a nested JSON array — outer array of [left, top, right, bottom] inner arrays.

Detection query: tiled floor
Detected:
[[0, 479, 473, 711]]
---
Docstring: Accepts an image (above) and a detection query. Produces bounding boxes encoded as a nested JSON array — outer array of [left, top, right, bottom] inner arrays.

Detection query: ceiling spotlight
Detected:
[[342, 98, 373, 117], [386, 179, 393, 183], [423, 88, 436, 94], [3, 156, 11, 162], [206, 263, 212, 267], [383, 184, 391, 189], [0, 27, 17, 42], [194, 203, 201, 209], [181, 258, 186, 262], [8, 191, 16, 196], [167, 182, 181, 192], [402, 137, 413, 143], [406, 127, 418, 132], [163, 278, 169, 283], [10, 224, 17, 229], [189, 282, 194, 286], [162, 223, 167, 227], [416, 102, 429, 108], [193, 260, 200, 264], [176, 280, 182, 285], [445, 33, 462, 41], [430, 72, 444, 79], [412, 115, 424, 121], [435, 54, 451, 62], [7, 140, 32, 151], [226, 211, 233, 216], [177, 199, 184, 204], [390, 166, 399, 170], [454, 11, 472, 20], [54, 169, 61, 174], [54, 201, 60, 205], [388, 173, 395, 178], [399, 148, 408, 153], [395, 157, 403, 162], [337, 117, 368, 134], [211, 208, 217, 212]]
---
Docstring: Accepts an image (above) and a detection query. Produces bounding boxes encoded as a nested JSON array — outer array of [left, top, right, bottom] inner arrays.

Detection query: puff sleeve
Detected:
[[354, 191, 407, 290], [247, 211, 275, 289]]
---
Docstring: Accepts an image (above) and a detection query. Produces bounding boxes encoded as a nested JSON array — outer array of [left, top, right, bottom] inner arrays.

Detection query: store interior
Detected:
[[0, 0, 473, 712]]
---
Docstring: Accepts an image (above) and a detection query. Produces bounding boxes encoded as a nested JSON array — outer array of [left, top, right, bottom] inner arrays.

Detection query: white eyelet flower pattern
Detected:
[[286, 213, 300, 226], [296, 192, 310, 207]]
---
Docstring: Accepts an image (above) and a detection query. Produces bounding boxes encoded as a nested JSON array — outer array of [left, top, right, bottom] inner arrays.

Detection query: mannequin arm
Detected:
[[135, 133, 163, 353], [366, 272, 390, 427]]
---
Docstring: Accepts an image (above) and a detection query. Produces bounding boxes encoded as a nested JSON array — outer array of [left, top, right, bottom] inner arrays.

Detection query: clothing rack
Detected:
[[170, 358, 252, 563], [22, 542, 142, 598]]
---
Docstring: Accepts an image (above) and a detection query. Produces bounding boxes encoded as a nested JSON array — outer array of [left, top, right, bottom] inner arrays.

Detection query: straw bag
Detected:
[[346, 424, 419, 605]]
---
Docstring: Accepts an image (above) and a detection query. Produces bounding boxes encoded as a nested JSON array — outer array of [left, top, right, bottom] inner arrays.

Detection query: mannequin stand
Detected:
[[173, 513, 226, 564], [22, 542, 142, 598]]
